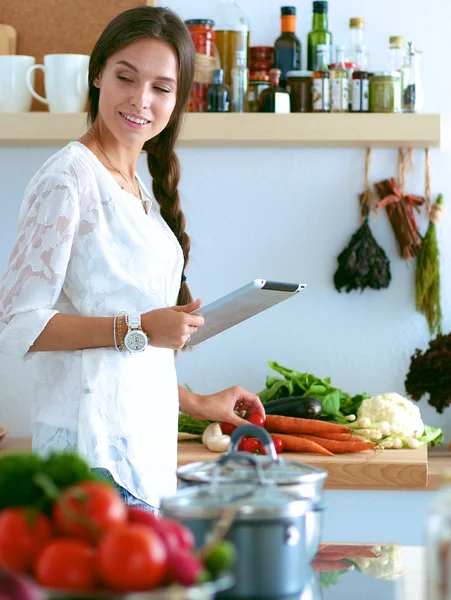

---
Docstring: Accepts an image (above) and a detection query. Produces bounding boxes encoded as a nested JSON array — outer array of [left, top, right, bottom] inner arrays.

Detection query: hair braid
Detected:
[[145, 122, 192, 308]]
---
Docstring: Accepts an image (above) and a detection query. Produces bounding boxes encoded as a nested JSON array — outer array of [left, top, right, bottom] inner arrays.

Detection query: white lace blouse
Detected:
[[0, 142, 184, 508]]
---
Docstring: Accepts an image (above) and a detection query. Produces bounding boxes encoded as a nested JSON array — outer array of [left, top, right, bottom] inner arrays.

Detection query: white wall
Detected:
[[1, 0, 450, 439]]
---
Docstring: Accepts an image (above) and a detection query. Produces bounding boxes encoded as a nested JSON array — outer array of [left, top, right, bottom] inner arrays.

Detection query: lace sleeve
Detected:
[[0, 172, 80, 357]]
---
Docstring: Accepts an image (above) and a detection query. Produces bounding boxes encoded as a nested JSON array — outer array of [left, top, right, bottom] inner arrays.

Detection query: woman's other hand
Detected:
[[190, 386, 265, 428], [142, 298, 204, 350]]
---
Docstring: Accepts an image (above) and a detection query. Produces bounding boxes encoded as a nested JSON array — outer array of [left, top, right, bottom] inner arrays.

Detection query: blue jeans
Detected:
[[91, 468, 160, 516]]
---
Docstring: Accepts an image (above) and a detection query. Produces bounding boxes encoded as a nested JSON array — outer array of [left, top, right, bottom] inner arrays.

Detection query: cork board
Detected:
[[0, 0, 157, 111]]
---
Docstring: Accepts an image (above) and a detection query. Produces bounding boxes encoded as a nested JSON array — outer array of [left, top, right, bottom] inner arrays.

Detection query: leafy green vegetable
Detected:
[[0, 451, 101, 512], [178, 412, 210, 436], [257, 362, 369, 424], [319, 570, 349, 588], [418, 425, 443, 447]]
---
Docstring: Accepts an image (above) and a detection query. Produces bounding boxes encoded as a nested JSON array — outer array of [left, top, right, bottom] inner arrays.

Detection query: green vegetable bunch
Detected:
[[257, 362, 369, 424], [0, 451, 101, 512]]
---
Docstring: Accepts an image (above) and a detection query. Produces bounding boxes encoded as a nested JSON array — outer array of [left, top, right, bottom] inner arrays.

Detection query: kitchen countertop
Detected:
[[1, 436, 450, 492]]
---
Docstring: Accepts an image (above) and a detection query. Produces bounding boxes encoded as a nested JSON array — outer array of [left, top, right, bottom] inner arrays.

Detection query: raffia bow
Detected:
[[374, 177, 424, 260]]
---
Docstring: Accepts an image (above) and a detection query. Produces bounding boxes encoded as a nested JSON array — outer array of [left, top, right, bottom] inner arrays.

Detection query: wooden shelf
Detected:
[[0, 113, 440, 148]]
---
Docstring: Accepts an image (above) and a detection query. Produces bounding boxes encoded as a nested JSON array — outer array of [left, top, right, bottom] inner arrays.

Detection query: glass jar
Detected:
[[250, 46, 274, 80], [248, 74, 271, 112], [388, 35, 406, 72], [286, 70, 313, 112], [369, 71, 401, 113], [185, 19, 219, 112]]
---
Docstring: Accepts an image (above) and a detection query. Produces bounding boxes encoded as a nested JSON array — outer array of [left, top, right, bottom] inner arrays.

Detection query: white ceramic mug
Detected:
[[0, 55, 36, 112], [26, 54, 90, 113]]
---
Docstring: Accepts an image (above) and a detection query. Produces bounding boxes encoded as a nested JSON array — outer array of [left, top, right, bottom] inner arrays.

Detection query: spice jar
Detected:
[[185, 19, 219, 112], [369, 72, 401, 113], [286, 70, 313, 112]]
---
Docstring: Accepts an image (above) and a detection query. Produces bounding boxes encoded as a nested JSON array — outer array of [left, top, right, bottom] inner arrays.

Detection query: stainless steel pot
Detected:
[[176, 424, 328, 560], [162, 452, 313, 599]]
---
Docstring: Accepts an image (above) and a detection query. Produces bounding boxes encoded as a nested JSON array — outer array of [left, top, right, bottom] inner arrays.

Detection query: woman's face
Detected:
[[95, 38, 179, 146]]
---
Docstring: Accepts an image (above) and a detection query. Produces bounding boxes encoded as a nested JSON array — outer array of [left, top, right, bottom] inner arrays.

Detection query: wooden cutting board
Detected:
[[177, 442, 429, 490], [0, 24, 17, 55]]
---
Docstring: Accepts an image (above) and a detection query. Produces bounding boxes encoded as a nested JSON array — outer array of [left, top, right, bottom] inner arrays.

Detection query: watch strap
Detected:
[[128, 314, 141, 330]]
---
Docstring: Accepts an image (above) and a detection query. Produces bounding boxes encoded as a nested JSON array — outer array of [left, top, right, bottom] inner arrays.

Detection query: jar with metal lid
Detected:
[[286, 70, 313, 112], [176, 424, 327, 560], [164, 451, 314, 598], [369, 71, 401, 113], [185, 19, 219, 112]]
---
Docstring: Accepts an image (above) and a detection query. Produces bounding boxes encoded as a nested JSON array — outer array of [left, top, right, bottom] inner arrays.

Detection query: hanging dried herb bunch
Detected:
[[405, 333, 451, 413], [334, 148, 391, 293], [415, 149, 444, 335], [374, 149, 424, 260]]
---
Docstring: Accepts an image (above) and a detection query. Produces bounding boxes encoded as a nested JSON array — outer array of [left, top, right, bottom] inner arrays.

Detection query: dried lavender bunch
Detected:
[[405, 333, 451, 413]]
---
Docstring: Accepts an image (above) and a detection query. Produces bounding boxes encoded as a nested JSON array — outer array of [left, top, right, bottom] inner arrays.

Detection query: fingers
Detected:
[[232, 387, 266, 417], [172, 298, 202, 313]]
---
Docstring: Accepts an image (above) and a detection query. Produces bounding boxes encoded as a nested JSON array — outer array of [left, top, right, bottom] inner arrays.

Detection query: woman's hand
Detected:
[[187, 386, 265, 428], [142, 298, 204, 350]]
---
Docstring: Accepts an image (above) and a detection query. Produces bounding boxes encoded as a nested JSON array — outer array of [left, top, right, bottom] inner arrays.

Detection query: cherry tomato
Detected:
[[53, 481, 127, 543], [0, 508, 52, 573], [220, 423, 237, 435], [128, 508, 195, 553], [238, 436, 249, 451], [258, 441, 267, 456], [272, 436, 284, 454], [242, 438, 260, 454], [247, 413, 265, 427], [34, 538, 97, 590], [98, 524, 168, 592]]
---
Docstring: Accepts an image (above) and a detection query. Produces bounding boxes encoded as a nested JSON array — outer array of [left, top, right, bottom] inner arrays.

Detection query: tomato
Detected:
[[34, 538, 97, 590], [128, 508, 195, 552], [0, 509, 52, 573], [242, 438, 260, 454], [258, 441, 267, 455], [53, 481, 127, 543], [238, 436, 249, 451], [272, 436, 284, 454], [247, 413, 265, 427], [220, 423, 237, 435], [98, 524, 168, 592]]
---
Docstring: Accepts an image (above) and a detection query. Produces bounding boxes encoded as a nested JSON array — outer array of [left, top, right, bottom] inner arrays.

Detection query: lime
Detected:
[[204, 540, 236, 577]]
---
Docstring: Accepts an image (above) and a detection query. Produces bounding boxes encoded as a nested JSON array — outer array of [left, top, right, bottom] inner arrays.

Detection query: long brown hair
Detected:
[[87, 6, 194, 308]]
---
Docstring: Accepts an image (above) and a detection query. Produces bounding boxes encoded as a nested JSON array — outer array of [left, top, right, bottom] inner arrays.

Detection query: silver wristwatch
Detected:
[[124, 314, 148, 353]]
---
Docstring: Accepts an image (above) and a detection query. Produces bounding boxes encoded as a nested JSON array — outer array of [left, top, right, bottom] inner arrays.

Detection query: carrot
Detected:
[[315, 432, 365, 443], [275, 433, 334, 456], [294, 434, 376, 454], [312, 559, 352, 572], [265, 415, 351, 436], [318, 546, 377, 559]]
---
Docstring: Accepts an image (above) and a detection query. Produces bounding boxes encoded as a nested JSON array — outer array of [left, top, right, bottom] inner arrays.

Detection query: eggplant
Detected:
[[263, 396, 322, 419]]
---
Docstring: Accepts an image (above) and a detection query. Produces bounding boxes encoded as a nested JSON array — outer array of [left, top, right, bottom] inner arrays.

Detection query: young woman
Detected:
[[0, 7, 264, 513]]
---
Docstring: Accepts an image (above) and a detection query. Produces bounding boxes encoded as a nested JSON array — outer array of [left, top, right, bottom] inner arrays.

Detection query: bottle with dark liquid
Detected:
[[258, 68, 290, 113], [207, 69, 230, 112], [274, 6, 301, 88]]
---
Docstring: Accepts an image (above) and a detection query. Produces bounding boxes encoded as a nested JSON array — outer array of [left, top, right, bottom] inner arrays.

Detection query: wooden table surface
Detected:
[[3, 436, 448, 491]]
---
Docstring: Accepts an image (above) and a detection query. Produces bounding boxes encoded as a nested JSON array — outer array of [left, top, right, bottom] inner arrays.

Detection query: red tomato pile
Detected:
[[0, 480, 233, 593], [222, 414, 284, 455]]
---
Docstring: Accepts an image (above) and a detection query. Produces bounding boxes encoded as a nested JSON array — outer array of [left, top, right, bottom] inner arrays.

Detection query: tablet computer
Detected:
[[187, 279, 306, 346]]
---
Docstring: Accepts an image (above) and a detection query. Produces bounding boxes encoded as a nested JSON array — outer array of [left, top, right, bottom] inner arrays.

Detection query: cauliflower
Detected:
[[352, 545, 403, 580], [357, 393, 424, 440]]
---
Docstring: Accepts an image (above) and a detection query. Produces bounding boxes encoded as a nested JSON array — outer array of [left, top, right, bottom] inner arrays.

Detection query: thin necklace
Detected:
[[88, 131, 146, 207]]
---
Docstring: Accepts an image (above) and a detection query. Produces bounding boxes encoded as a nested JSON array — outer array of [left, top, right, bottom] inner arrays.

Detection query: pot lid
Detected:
[[161, 483, 312, 521], [177, 453, 327, 488]]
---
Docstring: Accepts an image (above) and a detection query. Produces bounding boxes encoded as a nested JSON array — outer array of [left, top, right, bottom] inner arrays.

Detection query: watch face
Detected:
[[125, 330, 148, 352]]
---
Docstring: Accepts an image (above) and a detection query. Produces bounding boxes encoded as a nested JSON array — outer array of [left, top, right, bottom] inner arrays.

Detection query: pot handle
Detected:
[[229, 424, 278, 461], [214, 452, 268, 486]]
